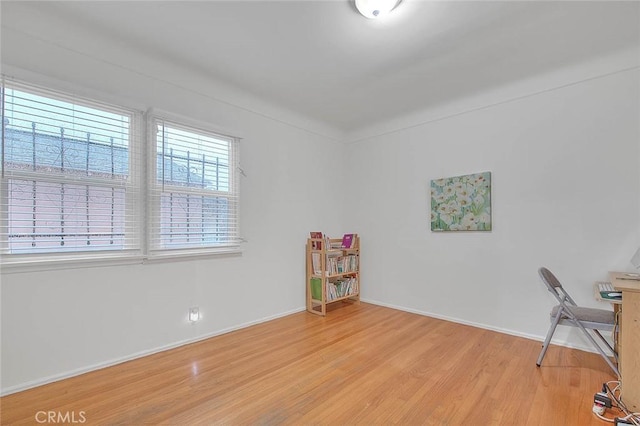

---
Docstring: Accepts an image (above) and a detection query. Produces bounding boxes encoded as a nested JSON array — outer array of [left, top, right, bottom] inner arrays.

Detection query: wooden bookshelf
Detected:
[[306, 235, 360, 316]]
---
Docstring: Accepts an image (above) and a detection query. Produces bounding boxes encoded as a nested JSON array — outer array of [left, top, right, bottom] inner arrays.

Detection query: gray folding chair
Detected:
[[536, 267, 619, 377]]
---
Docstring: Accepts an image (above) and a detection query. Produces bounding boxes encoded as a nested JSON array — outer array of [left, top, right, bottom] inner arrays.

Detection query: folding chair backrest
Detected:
[[538, 267, 576, 306]]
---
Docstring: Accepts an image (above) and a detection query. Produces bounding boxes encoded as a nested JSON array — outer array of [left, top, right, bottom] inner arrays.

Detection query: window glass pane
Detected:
[[154, 120, 238, 251], [3, 88, 129, 179], [7, 179, 126, 253], [2, 85, 133, 255], [156, 124, 230, 191], [159, 193, 232, 248]]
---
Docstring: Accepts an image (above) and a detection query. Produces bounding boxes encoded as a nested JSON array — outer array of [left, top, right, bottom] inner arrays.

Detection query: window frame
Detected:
[[0, 80, 144, 269], [146, 110, 241, 259], [0, 81, 242, 272]]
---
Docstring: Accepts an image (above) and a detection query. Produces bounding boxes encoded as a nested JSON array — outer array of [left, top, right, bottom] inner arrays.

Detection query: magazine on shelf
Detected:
[[310, 277, 322, 300], [310, 231, 323, 249], [341, 233, 354, 249]]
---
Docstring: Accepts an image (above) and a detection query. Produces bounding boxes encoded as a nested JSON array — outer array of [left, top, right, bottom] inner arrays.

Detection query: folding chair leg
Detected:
[[574, 322, 620, 378], [537, 311, 562, 367], [593, 330, 618, 363]]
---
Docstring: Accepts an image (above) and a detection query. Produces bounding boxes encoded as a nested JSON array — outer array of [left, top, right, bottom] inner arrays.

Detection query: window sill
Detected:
[[144, 247, 242, 264], [1, 247, 242, 274], [0, 252, 146, 274]]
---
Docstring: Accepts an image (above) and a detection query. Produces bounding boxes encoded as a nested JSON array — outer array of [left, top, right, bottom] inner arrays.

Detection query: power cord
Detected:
[[592, 381, 640, 425]]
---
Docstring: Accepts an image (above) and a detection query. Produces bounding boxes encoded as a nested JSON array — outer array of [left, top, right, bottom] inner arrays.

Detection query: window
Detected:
[[1, 81, 140, 258], [0, 80, 240, 266], [150, 117, 240, 253]]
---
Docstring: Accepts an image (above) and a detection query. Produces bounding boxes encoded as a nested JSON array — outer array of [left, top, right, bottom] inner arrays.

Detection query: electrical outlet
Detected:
[[189, 307, 200, 322]]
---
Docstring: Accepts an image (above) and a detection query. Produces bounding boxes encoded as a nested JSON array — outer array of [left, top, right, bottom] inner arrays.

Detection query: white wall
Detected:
[[0, 16, 345, 393], [2, 2, 639, 395], [345, 57, 640, 350]]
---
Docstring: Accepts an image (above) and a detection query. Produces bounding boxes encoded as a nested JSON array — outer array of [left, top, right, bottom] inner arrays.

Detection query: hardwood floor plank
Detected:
[[1, 303, 616, 425]]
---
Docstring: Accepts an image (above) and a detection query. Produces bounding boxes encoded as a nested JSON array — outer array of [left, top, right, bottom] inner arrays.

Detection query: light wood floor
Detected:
[[2, 302, 620, 425]]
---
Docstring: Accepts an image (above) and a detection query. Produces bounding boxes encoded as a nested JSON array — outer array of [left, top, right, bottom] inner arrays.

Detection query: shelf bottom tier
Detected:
[[309, 293, 359, 306], [307, 294, 360, 316]]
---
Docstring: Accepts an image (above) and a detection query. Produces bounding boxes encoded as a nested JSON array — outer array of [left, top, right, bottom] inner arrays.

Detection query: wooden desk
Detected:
[[610, 271, 640, 412]]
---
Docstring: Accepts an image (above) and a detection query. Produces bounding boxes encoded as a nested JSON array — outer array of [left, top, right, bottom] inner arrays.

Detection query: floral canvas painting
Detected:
[[430, 172, 491, 231]]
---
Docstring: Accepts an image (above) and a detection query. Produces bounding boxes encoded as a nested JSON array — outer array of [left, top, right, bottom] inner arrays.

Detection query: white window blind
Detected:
[[150, 117, 240, 253], [1, 80, 141, 256]]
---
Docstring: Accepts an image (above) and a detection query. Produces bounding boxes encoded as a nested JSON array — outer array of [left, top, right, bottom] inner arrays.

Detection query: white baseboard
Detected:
[[1, 307, 306, 396], [361, 298, 607, 355]]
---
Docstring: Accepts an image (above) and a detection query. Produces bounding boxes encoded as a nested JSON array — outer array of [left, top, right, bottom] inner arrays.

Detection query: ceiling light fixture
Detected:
[[355, 0, 402, 19]]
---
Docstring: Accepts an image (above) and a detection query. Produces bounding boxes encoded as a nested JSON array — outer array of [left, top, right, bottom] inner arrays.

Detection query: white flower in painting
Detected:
[[437, 203, 450, 214], [431, 211, 437, 222], [443, 185, 455, 197], [447, 201, 461, 217], [461, 213, 478, 230], [478, 211, 491, 225], [449, 223, 462, 231], [433, 192, 446, 203], [456, 184, 472, 199], [474, 194, 485, 206], [473, 174, 486, 186], [453, 181, 465, 192], [440, 213, 453, 225], [433, 179, 447, 187], [457, 196, 472, 208]]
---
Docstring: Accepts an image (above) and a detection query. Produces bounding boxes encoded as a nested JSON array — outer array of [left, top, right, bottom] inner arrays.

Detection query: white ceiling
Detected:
[[4, 1, 640, 133]]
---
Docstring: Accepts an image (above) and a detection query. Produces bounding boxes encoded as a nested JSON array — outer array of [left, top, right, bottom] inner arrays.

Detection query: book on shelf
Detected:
[[311, 252, 321, 275], [341, 233, 354, 248], [325, 254, 359, 275], [325, 277, 358, 301], [310, 231, 323, 249], [329, 240, 343, 249], [310, 277, 322, 300]]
